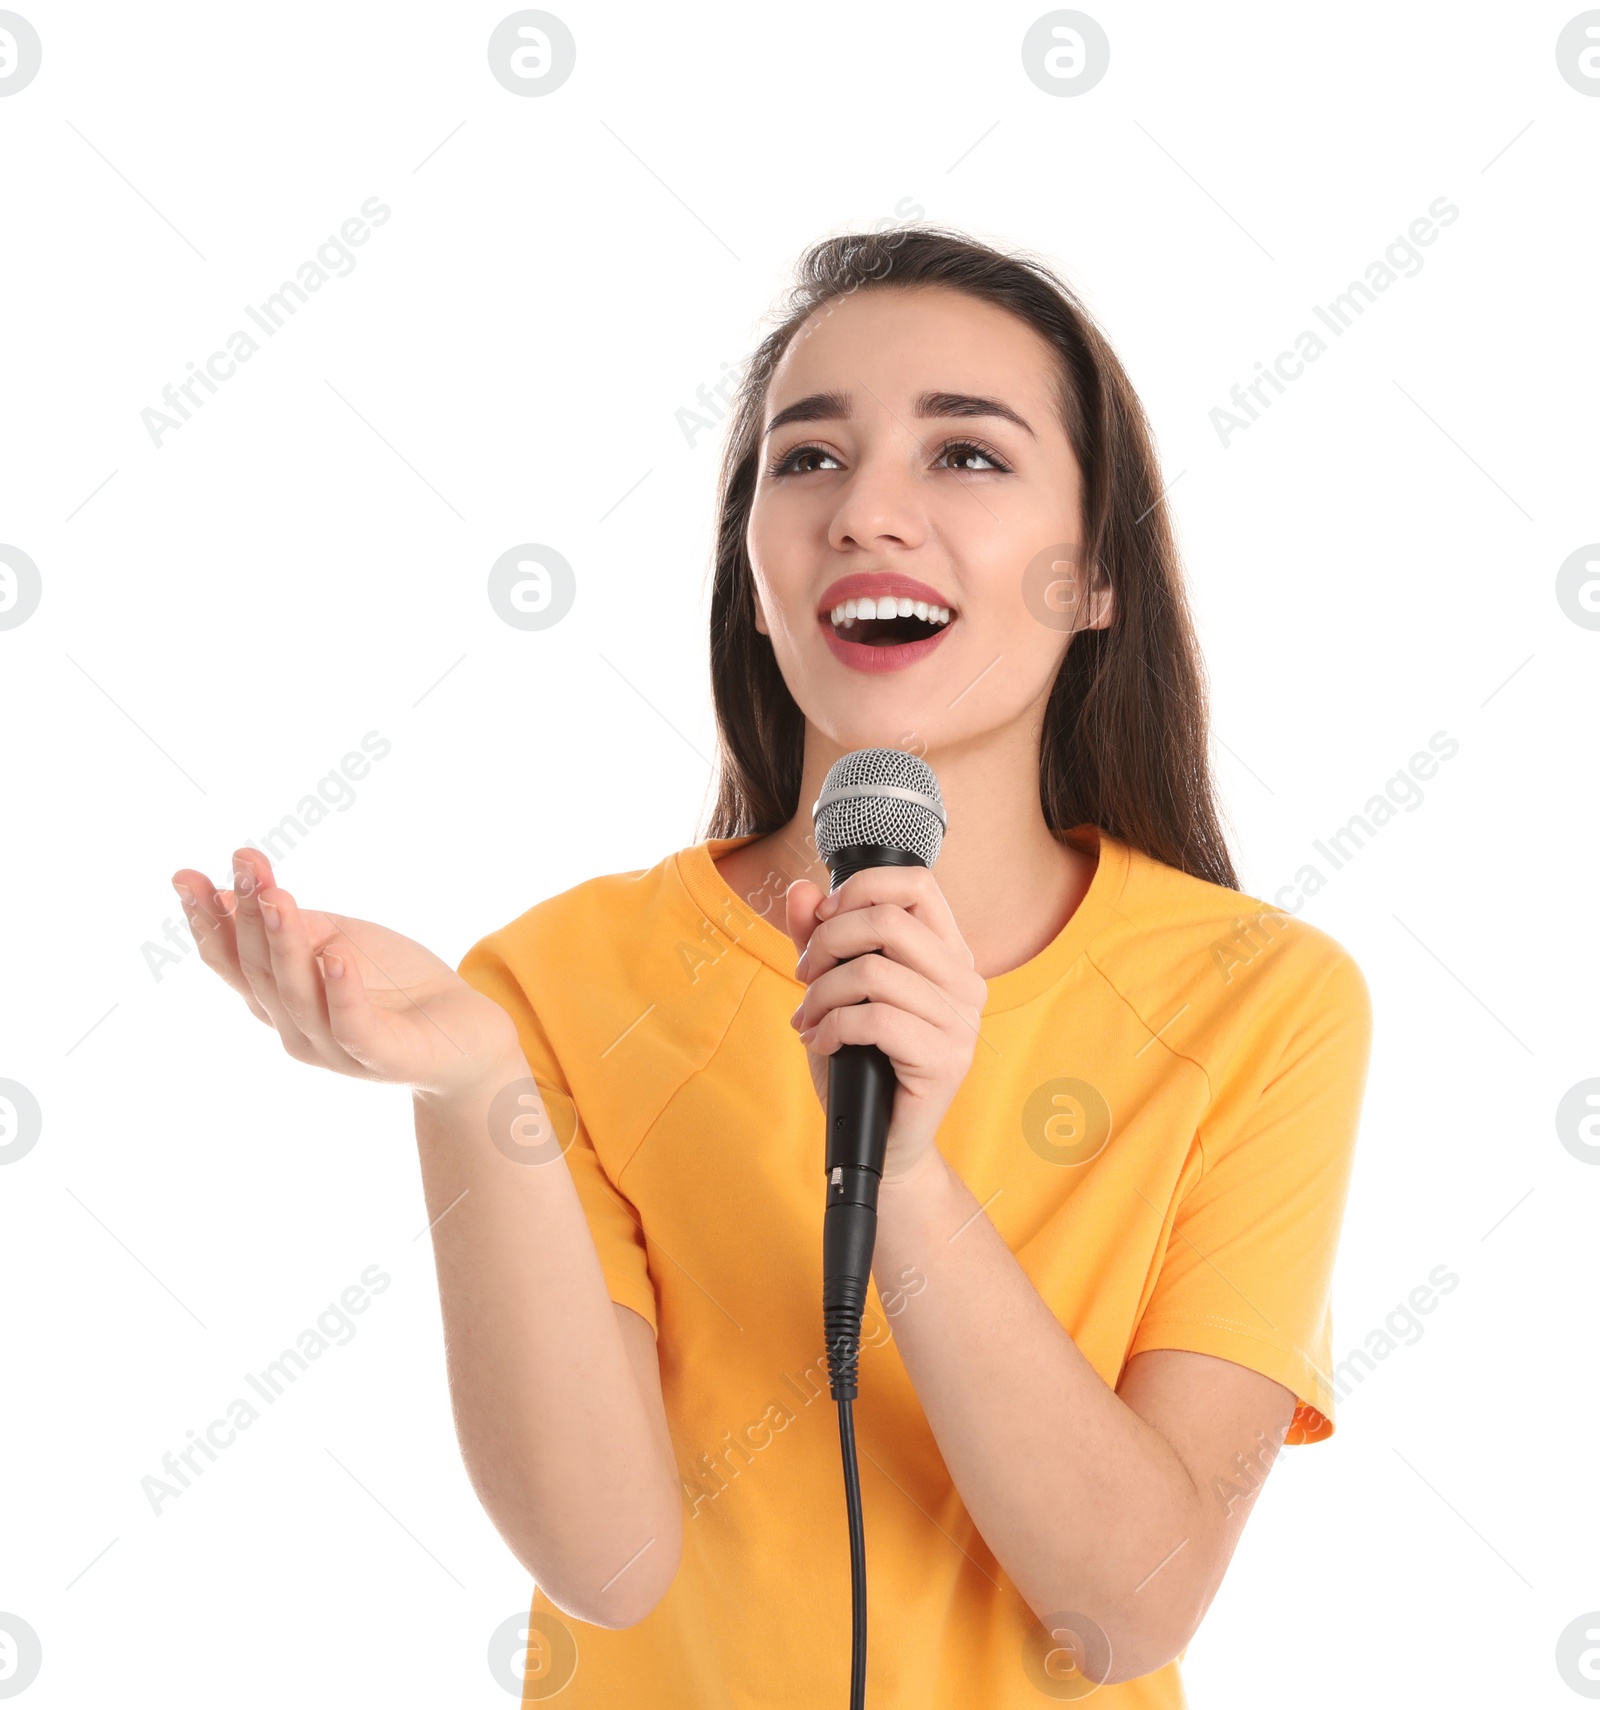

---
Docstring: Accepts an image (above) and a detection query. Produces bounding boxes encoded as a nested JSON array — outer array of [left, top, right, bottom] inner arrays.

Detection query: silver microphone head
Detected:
[[811, 748, 947, 871]]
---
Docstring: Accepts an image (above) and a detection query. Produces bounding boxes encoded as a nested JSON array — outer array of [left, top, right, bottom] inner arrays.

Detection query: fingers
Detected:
[[810, 866, 971, 965], [173, 853, 405, 1082], [796, 900, 965, 989], [172, 852, 339, 1066], [783, 879, 825, 962], [226, 849, 324, 1058], [250, 878, 356, 1070], [792, 948, 979, 1041], [257, 891, 391, 1077], [789, 868, 988, 1053], [312, 935, 386, 1072], [226, 849, 271, 988], [800, 997, 947, 1070], [171, 866, 272, 1023]]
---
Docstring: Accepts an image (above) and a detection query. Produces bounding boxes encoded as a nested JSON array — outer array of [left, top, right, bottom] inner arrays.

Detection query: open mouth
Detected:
[[823, 596, 954, 648]]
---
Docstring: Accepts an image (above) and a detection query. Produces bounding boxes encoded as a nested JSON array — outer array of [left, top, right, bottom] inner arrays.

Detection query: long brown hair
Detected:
[[700, 223, 1239, 891]]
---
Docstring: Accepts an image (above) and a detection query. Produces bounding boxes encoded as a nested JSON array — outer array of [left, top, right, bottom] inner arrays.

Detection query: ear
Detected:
[[753, 589, 769, 636], [1084, 562, 1115, 631]]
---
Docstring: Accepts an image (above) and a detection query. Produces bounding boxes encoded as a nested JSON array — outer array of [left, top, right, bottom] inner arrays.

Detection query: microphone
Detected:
[[810, 748, 948, 1402]]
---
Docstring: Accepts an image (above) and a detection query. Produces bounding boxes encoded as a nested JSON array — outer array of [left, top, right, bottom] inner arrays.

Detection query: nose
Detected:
[[825, 441, 931, 556]]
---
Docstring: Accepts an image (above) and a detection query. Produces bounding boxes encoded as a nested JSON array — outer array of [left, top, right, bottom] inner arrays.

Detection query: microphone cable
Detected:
[[811, 747, 949, 1710], [836, 1395, 868, 1709], [824, 1159, 876, 1710]]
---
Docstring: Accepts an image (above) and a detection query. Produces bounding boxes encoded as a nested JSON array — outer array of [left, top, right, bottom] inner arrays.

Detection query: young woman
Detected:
[[172, 226, 1373, 1706]]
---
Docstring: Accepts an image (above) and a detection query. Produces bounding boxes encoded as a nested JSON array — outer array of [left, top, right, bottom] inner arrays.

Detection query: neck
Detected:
[[756, 713, 1095, 981]]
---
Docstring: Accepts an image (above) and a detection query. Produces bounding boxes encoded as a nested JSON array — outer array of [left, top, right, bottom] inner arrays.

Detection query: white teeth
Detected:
[[827, 596, 954, 630]]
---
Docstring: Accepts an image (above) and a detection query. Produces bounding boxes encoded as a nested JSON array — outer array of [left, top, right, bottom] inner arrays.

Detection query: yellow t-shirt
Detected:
[[456, 824, 1373, 1708]]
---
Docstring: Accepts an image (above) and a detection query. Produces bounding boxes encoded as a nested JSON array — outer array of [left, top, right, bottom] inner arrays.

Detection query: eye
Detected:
[[766, 443, 843, 477], [936, 437, 1012, 474], [764, 436, 1013, 479]]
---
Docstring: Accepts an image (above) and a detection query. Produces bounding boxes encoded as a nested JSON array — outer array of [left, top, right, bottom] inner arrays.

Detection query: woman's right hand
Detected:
[[171, 846, 523, 1102]]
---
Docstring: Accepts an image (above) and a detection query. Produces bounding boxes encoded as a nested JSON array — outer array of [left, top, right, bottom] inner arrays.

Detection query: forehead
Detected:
[[769, 284, 1061, 415]]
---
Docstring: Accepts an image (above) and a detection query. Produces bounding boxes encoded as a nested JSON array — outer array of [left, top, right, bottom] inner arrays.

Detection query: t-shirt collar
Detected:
[[675, 824, 1129, 1015]]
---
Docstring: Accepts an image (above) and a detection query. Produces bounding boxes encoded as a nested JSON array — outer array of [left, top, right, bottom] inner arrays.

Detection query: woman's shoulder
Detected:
[[456, 837, 779, 1035], [1105, 835, 1370, 1049], [462, 841, 700, 971], [456, 838, 763, 1114]]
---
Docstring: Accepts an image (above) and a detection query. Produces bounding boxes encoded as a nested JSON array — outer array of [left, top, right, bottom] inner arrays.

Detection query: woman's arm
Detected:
[[414, 1060, 682, 1628], [871, 1150, 1296, 1685], [173, 849, 681, 1627], [784, 862, 1317, 1680]]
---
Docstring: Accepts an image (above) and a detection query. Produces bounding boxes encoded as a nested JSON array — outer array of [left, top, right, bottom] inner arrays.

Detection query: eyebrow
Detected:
[[763, 388, 1036, 441]]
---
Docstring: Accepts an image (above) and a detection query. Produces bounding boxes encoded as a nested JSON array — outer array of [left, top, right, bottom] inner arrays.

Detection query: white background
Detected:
[[2, 2, 1596, 1704]]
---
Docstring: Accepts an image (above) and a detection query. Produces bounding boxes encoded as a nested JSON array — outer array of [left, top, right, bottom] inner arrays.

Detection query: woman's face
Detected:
[[746, 283, 1113, 758]]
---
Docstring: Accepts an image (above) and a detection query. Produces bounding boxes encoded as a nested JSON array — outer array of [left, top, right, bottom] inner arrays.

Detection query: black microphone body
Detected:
[[809, 749, 947, 1710], [810, 751, 948, 1403], [820, 845, 925, 1401]]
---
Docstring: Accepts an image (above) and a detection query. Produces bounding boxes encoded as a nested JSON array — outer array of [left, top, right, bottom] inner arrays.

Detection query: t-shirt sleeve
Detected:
[[456, 932, 660, 1339], [1126, 949, 1373, 1443]]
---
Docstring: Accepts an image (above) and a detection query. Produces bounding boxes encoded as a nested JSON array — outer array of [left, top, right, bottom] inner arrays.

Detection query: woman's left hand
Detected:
[[783, 867, 989, 1188]]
